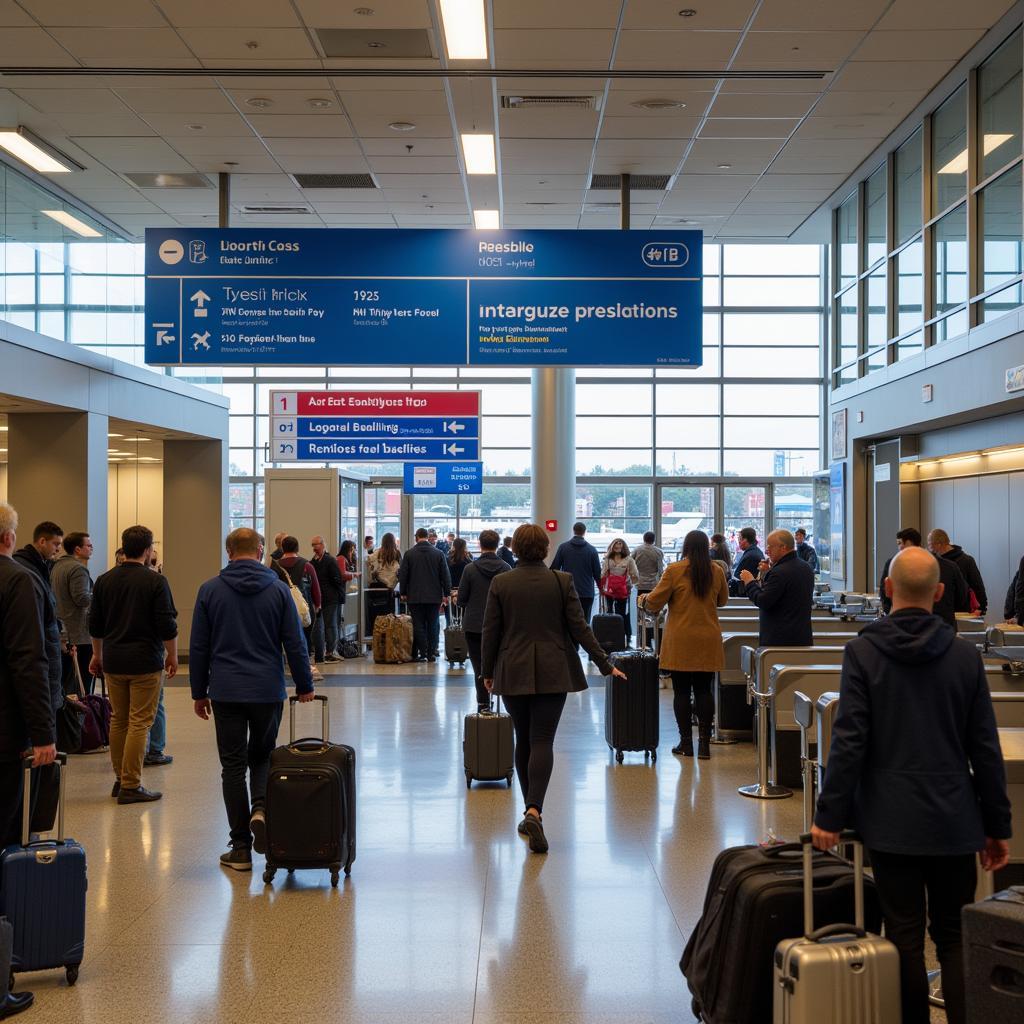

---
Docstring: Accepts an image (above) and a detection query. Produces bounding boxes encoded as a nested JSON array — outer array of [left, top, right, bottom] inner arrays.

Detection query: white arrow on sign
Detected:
[[443, 443, 465, 456], [190, 289, 212, 318], [443, 420, 465, 434]]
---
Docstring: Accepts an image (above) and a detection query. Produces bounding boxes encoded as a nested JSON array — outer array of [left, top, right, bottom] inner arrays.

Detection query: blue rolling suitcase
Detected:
[[0, 755, 87, 987]]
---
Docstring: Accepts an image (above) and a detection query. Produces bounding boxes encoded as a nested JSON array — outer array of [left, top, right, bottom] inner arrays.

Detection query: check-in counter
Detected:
[[998, 728, 1024, 880], [986, 663, 1024, 727]]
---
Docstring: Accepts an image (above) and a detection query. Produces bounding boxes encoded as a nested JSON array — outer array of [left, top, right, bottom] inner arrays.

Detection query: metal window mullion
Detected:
[[967, 67, 981, 327], [922, 115, 936, 348]]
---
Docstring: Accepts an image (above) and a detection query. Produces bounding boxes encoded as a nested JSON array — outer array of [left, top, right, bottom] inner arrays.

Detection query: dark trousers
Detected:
[[869, 849, 977, 1024], [501, 692, 567, 814], [579, 596, 594, 625], [635, 589, 653, 646], [610, 596, 631, 639], [314, 602, 341, 660], [74, 643, 95, 696], [465, 630, 488, 707], [0, 760, 39, 849], [212, 700, 284, 849], [671, 671, 714, 737], [409, 603, 439, 660]]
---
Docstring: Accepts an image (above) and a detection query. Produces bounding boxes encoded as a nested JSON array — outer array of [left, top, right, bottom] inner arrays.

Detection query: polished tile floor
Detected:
[[21, 656, 947, 1024]]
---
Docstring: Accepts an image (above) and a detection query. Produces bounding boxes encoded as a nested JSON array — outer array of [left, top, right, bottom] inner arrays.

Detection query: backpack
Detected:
[[601, 572, 629, 601], [275, 558, 312, 628]]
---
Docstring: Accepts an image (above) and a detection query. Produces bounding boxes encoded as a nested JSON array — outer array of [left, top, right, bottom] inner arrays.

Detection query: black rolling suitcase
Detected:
[[964, 885, 1024, 1020], [593, 598, 627, 655], [445, 603, 469, 667], [463, 697, 514, 789], [681, 840, 882, 1024], [364, 587, 395, 643], [263, 695, 355, 887], [605, 647, 659, 763]]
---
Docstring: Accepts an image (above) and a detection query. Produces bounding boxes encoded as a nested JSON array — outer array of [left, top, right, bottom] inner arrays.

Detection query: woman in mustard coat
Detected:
[[639, 530, 728, 759]]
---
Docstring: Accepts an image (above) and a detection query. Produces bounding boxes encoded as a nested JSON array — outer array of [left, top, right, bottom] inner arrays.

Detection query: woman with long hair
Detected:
[[337, 539, 358, 573], [709, 533, 734, 578], [447, 536, 473, 591], [367, 532, 401, 590], [600, 537, 639, 642], [639, 530, 728, 760]]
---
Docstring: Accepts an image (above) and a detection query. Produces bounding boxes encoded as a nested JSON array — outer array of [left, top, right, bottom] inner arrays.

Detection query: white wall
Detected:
[[919, 471, 1024, 622], [107, 463, 164, 570]]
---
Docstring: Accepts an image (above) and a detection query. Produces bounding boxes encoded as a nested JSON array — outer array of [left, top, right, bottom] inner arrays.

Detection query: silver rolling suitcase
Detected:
[[773, 834, 901, 1024]]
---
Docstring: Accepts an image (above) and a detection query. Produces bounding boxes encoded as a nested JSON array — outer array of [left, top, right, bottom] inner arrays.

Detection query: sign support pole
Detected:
[[218, 172, 230, 228]]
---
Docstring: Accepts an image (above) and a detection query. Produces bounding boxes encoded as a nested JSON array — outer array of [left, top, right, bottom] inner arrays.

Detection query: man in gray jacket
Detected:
[[633, 531, 664, 598], [51, 531, 94, 694], [457, 529, 510, 710], [398, 528, 451, 663]]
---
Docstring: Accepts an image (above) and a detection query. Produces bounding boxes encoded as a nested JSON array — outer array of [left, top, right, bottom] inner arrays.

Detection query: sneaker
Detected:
[[111, 779, 120, 798], [311, 666, 324, 681], [219, 847, 252, 872], [117, 786, 162, 804], [427, 656, 437, 664], [250, 808, 267, 854], [521, 814, 548, 854], [144, 752, 173, 766], [324, 653, 342, 663]]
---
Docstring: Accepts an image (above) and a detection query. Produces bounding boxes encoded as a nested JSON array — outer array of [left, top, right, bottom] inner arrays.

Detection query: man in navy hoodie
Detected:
[[550, 523, 602, 624], [190, 527, 314, 872], [812, 545, 1010, 1024]]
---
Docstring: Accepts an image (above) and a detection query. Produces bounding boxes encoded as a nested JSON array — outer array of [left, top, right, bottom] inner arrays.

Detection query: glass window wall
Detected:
[[895, 130, 923, 246], [979, 28, 1023, 180], [932, 85, 968, 214]]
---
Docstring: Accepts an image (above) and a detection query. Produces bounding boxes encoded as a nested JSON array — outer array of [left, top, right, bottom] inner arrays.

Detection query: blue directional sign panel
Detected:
[[404, 462, 484, 495], [145, 228, 701, 368]]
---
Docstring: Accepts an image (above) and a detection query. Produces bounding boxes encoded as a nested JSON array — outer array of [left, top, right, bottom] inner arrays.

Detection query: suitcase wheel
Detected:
[[65, 965, 79, 986], [465, 772, 473, 789], [506, 774, 513, 787], [263, 868, 276, 885], [287, 868, 295, 875], [615, 750, 624, 763], [651, 750, 657, 763], [330, 869, 340, 888]]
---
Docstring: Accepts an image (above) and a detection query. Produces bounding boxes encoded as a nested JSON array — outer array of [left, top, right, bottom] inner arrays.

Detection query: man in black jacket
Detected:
[[457, 529, 510, 709], [310, 535, 345, 663], [12, 521, 64, 718], [812, 546, 1010, 1024], [793, 527, 819, 573], [730, 526, 763, 595], [739, 529, 814, 646], [0, 502, 52, 1019], [398, 527, 451, 663], [550, 523, 602, 624], [878, 527, 968, 627], [928, 528, 988, 615], [90, 525, 178, 804]]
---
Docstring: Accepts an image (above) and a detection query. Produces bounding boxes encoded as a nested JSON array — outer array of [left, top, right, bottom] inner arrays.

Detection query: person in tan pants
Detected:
[[89, 525, 178, 804]]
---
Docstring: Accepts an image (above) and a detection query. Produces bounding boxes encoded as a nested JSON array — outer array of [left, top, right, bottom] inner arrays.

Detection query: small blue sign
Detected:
[[273, 438, 479, 462], [404, 462, 484, 495], [277, 416, 479, 440]]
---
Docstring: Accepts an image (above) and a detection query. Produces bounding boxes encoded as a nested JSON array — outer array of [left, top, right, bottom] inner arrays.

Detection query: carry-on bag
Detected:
[[264, 695, 356, 887], [681, 840, 882, 1024], [372, 613, 413, 664], [463, 696, 514, 788], [0, 755, 87, 987], [963, 884, 1024, 1019], [71, 654, 111, 754], [773, 834, 901, 1024], [605, 648, 659, 763], [445, 602, 469, 667], [592, 599, 627, 655], [364, 587, 395, 643]]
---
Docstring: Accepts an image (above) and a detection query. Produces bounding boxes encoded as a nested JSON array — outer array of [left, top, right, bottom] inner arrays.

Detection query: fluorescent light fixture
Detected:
[[439, 0, 488, 59], [938, 133, 1013, 175], [41, 209, 102, 238], [461, 132, 496, 174], [107, 433, 123, 438], [0, 126, 82, 173], [473, 209, 499, 229]]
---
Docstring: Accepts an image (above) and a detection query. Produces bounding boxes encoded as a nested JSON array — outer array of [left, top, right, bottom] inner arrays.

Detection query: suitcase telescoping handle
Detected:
[[799, 830, 865, 939], [21, 752, 69, 847], [289, 693, 329, 744]]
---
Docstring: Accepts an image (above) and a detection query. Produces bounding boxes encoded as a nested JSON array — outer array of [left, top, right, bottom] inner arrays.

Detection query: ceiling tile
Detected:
[[246, 114, 353, 138], [603, 89, 715, 119], [876, 0, 1017, 31], [622, 2, 758, 31], [308, 200, 392, 212], [0, 28, 75, 64], [366, 155, 460, 174], [361, 137, 456, 157], [18, 0, 167, 25], [0, 1, 35, 25], [143, 112, 256, 137], [493, 0, 621, 28], [48, 27, 196, 63], [758, 172, 849, 189], [502, 173, 589, 189], [68, 136, 196, 172], [318, 214, 398, 225], [737, 30, 864, 64], [812, 89, 925, 117], [338, 90, 450, 116], [226, 91, 342, 116], [494, 29, 614, 63], [615, 30, 740, 65], [831, 59, 955, 92], [381, 187, 467, 203], [395, 215, 471, 227], [12, 87, 131, 114], [771, 137, 882, 173], [594, 138, 684, 159], [294, 0, 431, 29], [176, 28, 318, 60], [504, 215, 582, 227], [169, 136, 268, 156], [855, 28, 985, 61], [658, 198, 741, 216], [796, 114, 902, 139], [683, 139, 784, 174], [187, 152, 281, 173], [498, 108, 599, 140], [755, 0, 890, 31], [374, 173, 465, 190], [709, 92, 818, 118], [348, 113, 453, 139], [700, 118, 799, 139], [157, 0, 301, 27], [113, 87, 236, 115], [49, 113, 157, 136], [271, 154, 370, 174], [600, 114, 702, 139], [720, 74, 834, 94], [501, 138, 594, 173]]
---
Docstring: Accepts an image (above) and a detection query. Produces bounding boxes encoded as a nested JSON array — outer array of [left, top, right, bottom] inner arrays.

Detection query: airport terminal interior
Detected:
[[2, 1, 1024, 1021]]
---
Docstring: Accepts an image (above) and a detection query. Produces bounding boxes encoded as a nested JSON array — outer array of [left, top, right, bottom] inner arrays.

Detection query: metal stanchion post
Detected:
[[710, 673, 737, 745], [738, 685, 793, 799]]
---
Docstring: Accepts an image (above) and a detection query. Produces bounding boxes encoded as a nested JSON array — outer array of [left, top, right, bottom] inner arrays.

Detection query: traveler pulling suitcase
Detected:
[[0, 755, 87, 987], [445, 602, 469, 667], [463, 696, 514, 789], [681, 838, 882, 1024], [592, 598, 627, 656], [605, 622, 659, 763], [263, 695, 356, 887], [372, 612, 413, 664], [774, 834, 901, 1024]]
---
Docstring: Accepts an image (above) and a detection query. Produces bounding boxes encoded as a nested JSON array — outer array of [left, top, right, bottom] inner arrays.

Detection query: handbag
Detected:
[[56, 695, 86, 754], [969, 588, 981, 614], [275, 560, 312, 627], [600, 572, 629, 601], [72, 652, 112, 753]]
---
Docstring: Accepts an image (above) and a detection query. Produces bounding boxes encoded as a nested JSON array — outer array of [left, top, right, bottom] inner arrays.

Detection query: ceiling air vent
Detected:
[[293, 173, 377, 190], [240, 205, 313, 215], [590, 173, 671, 190], [501, 94, 602, 111], [316, 28, 433, 58]]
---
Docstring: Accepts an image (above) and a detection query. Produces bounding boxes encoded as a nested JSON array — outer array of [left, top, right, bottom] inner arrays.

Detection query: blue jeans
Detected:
[[147, 682, 166, 755], [313, 602, 341, 660]]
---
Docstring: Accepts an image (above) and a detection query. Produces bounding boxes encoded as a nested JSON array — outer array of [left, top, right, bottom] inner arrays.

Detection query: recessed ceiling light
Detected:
[[367, 40, 386, 48], [354, 5, 375, 13], [632, 99, 687, 111], [473, 209, 499, 229], [41, 210, 102, 237], [717, 163, 732, 169], [186, 123, 205, 132], [678, 7, 698, 16], [440, 0, 488, 60], [389, 121, 416, 132], [461, 132, 496, 174], [0, 126, 82, 173], [246, 97, 274, 110], [307, 98, 333, 110], [245, 40, 260, 50]]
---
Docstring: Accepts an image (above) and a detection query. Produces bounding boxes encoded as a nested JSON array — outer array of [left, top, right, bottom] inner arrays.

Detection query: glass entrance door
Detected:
[[656, 484, 715, 558]]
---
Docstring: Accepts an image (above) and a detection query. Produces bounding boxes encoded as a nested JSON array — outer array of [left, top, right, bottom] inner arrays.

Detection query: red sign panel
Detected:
[[283, 390, 480, 417], [545, 519, 558, 532]]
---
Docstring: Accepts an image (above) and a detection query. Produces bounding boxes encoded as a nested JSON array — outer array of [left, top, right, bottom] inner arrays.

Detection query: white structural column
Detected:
[[531, 367, 576, 560]]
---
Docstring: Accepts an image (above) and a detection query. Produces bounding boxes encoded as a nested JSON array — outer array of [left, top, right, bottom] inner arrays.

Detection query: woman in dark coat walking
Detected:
[[482, 523, 625, 853]]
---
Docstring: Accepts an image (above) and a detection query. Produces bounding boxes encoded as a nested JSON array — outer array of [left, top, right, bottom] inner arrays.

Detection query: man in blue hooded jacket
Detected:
[[812, 545, 1010, 1024], [190, 527, 314, 872], [550, 523, 602, 624]]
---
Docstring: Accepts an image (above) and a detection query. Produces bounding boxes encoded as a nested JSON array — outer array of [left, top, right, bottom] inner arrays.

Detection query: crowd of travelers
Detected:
[[0, 497, 1014, 1023]]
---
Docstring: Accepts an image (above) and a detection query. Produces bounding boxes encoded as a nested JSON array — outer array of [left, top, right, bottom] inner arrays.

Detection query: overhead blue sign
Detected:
[[404, 462, 484, 495], [144, 228, 702, 368], [273, 438, 479, 463], [276, 416, 479, 440]]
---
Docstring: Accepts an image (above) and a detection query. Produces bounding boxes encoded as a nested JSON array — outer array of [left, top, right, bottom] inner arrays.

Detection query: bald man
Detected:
[[928, 528, 987, 615], [812, 546, 1010, 1024], [738, 528, 815, 646]]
